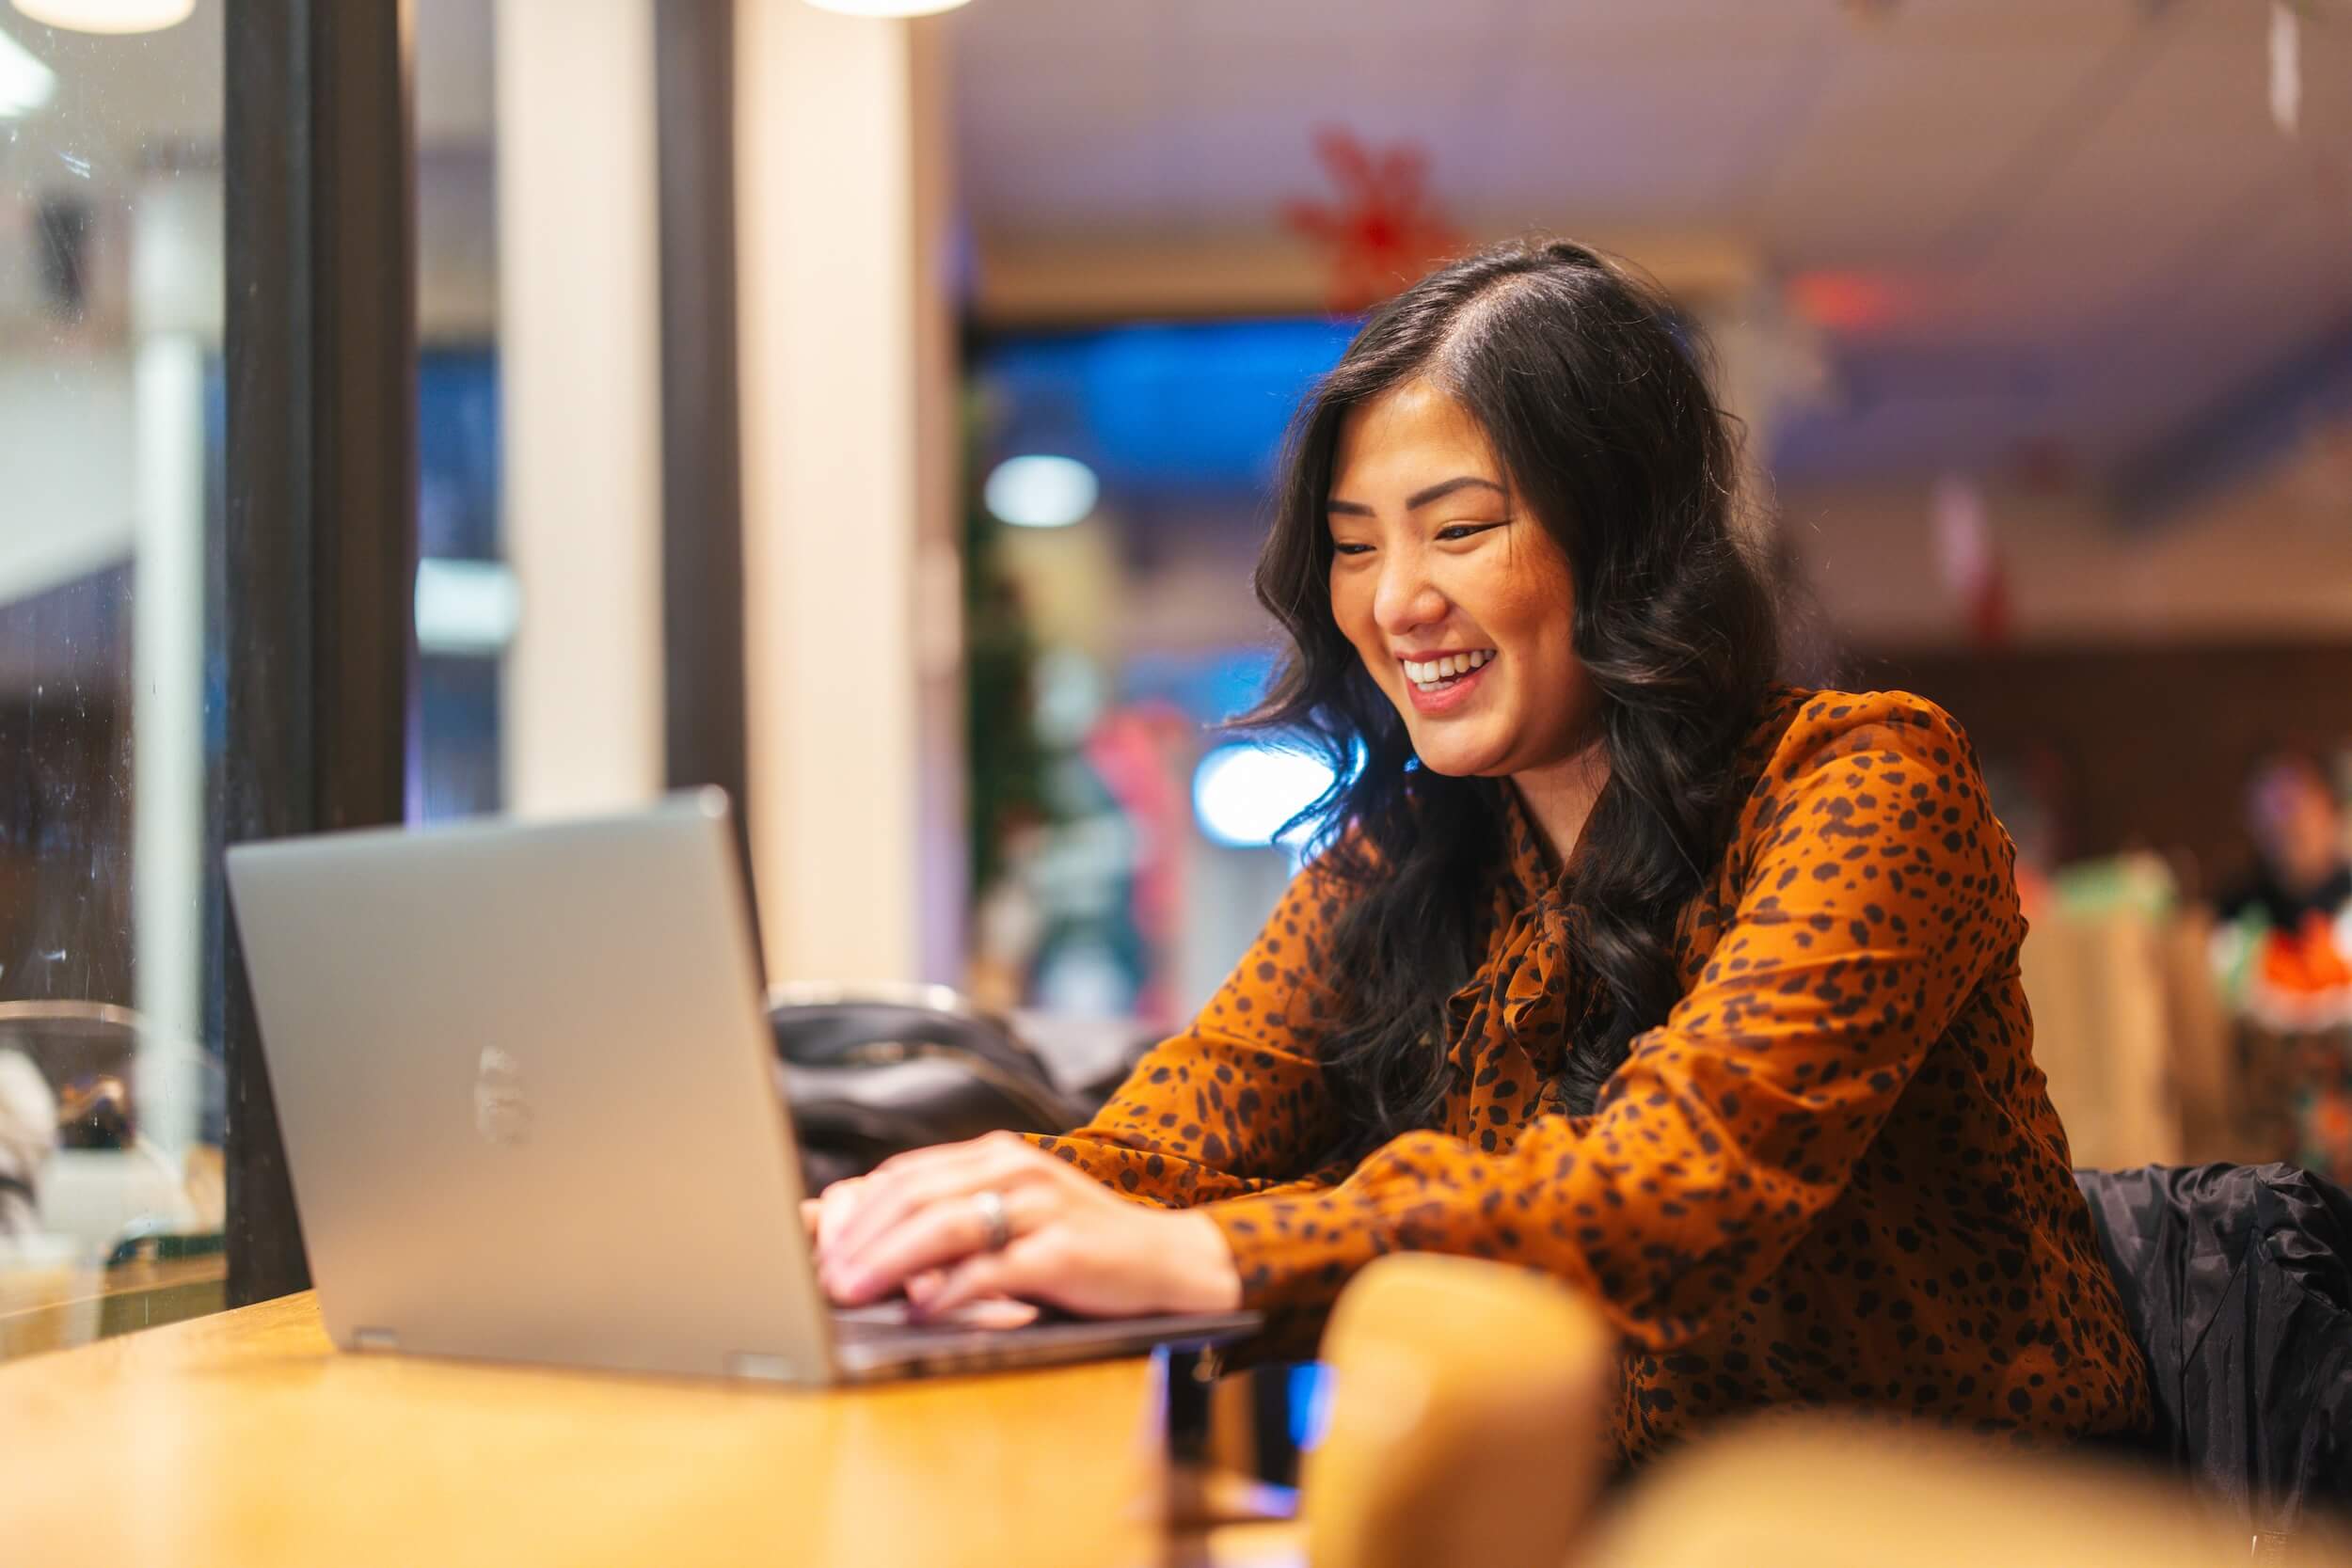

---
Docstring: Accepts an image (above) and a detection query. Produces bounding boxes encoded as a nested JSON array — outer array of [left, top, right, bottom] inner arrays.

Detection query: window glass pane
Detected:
[[966, 322, 1353, 1026], [415, 347, 506, 820], [415, 0, 505, 824], [0, 4, 226, 1357]]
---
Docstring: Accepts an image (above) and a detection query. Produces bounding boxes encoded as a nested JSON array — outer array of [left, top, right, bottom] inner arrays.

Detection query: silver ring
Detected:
[[973, 1189, 1011, 1253]]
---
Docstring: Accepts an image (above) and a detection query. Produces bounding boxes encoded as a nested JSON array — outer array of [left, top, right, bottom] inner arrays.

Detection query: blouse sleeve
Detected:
[[1200, 693, 2022, 1353], [1025, 846, 1357, 1206]]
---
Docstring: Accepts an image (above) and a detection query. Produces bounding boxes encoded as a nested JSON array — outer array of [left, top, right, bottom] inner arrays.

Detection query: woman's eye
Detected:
[[1330, 542, 1374, 557], [1436, 522, 1504, 543]]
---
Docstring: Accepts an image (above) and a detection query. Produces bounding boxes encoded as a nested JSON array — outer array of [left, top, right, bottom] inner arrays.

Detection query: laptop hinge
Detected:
[[352, 1327, 401, 1353], [725, 1352, 797, 1381]]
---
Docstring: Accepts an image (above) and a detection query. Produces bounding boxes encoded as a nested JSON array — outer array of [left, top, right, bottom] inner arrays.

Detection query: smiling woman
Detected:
[[810, 239, 2153, 1468], [1254, 239, 1775, 1132]]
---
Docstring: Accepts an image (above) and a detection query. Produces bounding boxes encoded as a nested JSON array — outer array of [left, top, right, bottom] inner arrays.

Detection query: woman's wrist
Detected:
[[1165, 1208, 1245, 1313]]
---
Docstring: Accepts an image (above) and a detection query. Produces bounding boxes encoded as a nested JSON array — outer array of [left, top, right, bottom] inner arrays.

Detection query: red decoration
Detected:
[[1786, 271, 1907, 333], [2260, 911, 2352, 1000], [1282, 127, 1462, 314], [1931, 476, 2011, 649]]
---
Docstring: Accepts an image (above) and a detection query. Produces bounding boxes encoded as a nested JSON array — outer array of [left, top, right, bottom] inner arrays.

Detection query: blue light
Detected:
[[978, 317, 1359, 495], [1192, 741, 1336, 848], [1288, 1362, 1335, 1450]]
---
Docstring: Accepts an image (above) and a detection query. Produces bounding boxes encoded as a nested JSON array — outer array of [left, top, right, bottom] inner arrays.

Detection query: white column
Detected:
[[908, 28, 968, 991], [130, 171, 222, 1161], [493, 0, 665, 817], [737, 4, 963, 986]]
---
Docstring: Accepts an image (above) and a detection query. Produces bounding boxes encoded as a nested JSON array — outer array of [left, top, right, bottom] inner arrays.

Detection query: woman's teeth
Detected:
[[1405, 650, 1494, 690]]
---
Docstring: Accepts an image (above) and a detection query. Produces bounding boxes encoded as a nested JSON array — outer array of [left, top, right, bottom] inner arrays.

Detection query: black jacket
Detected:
[[2074, 1163, 2352, 1539]]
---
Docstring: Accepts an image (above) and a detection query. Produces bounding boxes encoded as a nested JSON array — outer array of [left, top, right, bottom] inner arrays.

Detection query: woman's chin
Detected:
[[1409, 740, 1508, 779]]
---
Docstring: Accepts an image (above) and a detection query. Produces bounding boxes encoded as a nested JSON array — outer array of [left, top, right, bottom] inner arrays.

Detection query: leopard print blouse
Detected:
[[1033, 687, 2152, 1462]]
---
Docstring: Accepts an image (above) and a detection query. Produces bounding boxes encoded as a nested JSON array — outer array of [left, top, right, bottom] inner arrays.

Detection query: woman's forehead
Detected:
[[1331, 380, 1503, 495]]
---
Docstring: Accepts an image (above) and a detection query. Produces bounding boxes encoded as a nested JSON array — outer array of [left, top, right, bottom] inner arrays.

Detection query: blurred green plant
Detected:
[[961, 388, 1051, 901]]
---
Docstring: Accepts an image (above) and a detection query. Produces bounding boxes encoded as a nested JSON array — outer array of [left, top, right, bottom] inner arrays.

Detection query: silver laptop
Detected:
[[224, 790, 1258, 1383]]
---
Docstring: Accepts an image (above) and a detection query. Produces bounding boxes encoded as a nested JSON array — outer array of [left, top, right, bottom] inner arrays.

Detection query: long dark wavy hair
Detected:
[[1240, 237, 1783, 1152]]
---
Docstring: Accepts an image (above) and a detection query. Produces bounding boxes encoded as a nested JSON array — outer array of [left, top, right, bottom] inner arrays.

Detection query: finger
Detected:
[[821, 1182, 1042, 1307], [910, 1241, 1035, 1321], [814, 1177, 868, 1261], [824, 1147, 991, 1263], [822, 1191, 1009, 1307], [907, 1261, 1041, 1327], [811, 1176, 874, 1264], [828, 1136, 1049, 1266], [842, 1132, 1035, 1241]]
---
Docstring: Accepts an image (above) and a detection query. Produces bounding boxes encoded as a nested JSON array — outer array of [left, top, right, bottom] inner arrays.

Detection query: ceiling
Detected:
[[948, 0, 2352, 486], [3, 0, 2348, 492]]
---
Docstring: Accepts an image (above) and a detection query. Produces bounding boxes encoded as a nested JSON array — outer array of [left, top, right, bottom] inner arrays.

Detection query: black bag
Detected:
[[767, 983, 1087, 1193], [2074, 1163, 2352, 1543]]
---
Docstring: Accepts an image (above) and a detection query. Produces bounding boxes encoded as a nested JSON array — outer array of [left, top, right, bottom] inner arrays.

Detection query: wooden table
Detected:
[[0, 1291, 1185, 1567]]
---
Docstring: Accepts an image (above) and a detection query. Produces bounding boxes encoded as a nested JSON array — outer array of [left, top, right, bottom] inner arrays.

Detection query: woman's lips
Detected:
[[1405, 657, 1492, 716]]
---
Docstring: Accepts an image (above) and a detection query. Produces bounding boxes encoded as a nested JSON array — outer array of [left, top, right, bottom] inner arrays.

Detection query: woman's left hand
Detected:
[[812, 1131, 1244, 1321]]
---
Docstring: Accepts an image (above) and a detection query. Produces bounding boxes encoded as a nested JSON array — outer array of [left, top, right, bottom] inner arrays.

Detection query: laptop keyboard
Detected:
[[830, 1300, 1044, 1341]]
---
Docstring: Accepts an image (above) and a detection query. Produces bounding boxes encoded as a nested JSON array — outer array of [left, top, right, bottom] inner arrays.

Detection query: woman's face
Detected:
[[2249, 757, 2344, 883], [1326, 379, 1597, 781]]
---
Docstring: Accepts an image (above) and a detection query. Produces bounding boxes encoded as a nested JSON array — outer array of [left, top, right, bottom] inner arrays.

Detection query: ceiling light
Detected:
[[984, 454, 1098, 530], [800, 0, 972, 16], [11, 0, 196, 35], [1192, 742, 1334, 849], [0, 25, 55, 116], [415, 558, 521, 657]]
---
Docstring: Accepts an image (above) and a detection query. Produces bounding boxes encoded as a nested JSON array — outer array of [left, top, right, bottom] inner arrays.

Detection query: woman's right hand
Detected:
[[803, 1174, 1040, 1325]]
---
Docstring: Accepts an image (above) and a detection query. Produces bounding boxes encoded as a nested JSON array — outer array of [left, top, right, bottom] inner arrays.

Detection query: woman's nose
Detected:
[[1372, 553, 1447, 636]]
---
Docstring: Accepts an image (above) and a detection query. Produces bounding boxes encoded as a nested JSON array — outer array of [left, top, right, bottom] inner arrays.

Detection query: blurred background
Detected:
[[8, 0, 2352, 1349]]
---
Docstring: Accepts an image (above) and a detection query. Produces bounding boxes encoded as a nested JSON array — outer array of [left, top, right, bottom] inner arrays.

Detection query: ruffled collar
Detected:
[[1440, 784, 1595, 1093], [1438, 685, 1813, 1099]]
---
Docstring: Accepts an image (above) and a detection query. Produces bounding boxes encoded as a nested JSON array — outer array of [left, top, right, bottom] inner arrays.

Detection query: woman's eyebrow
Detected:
[[1406, 476, 1505, 510], [1326, 476, 1506, 516]]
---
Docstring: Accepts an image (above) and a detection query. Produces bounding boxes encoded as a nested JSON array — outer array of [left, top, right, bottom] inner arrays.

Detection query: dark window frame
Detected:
[[655, 0, 756, 955], [220, 0, 419, 1307]]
